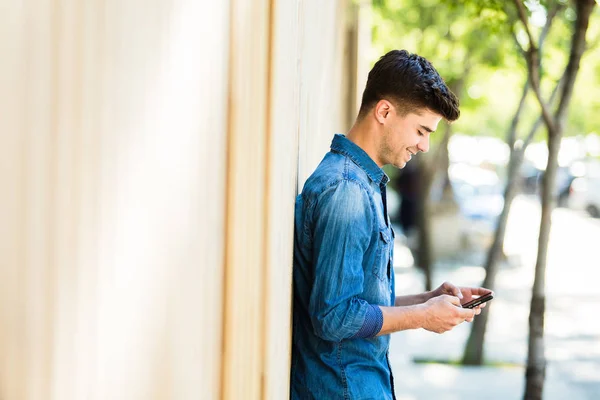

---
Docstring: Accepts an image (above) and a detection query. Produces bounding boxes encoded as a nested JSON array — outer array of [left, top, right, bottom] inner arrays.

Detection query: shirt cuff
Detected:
[[350, 304, 383, 339]]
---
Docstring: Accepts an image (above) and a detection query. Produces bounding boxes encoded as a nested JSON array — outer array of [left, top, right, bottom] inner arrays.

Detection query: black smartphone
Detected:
[[462, 293, 494, 309]]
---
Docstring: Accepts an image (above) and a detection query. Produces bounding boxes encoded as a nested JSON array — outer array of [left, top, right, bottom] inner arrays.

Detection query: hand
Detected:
[[431, 281, 464, 300], [458, 286, 494, 314], [431, 282, 493, 314], [420, 294, 475, 334]]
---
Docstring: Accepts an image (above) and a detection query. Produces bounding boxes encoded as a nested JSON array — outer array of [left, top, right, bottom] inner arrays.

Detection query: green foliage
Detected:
[[372, 0, 600, 142]]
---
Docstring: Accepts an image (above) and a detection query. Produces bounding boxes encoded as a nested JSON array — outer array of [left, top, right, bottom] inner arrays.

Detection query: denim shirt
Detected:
[[291, 134, 396, 400]]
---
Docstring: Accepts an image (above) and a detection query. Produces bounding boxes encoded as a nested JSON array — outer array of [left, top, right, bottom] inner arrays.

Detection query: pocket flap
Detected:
[[379, 230, 391, 243]]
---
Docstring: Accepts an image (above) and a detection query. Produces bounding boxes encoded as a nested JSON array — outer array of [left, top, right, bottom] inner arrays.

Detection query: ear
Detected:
[[374, 100, 392, 124]]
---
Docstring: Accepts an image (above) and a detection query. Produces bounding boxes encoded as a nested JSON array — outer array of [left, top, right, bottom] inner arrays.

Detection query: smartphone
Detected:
[[462, 293, 493, 309]]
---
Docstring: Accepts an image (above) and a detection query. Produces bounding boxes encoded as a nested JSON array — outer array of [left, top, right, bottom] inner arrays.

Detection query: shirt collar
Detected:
[[330, 134, 389, 186]]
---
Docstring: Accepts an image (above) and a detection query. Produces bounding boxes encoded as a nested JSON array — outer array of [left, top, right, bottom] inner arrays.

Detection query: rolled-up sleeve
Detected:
[[308, 179, 382, 342]]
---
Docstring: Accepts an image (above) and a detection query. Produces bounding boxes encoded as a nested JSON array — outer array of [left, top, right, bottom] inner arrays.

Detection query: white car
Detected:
[[569, 176, 600, 218]]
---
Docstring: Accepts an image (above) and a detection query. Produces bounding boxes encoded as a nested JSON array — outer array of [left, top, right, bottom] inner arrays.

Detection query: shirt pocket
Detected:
[[373, 229, 392, 282]]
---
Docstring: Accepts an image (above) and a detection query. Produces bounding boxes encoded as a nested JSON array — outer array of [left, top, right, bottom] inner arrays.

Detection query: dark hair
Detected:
[[358, 50, 460, 122]]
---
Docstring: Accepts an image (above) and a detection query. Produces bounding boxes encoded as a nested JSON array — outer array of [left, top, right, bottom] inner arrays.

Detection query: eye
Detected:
[[418, 130, 425, 137]]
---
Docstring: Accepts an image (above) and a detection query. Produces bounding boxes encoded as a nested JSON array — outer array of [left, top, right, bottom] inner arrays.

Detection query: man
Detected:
[[291, 50, 492, 400]]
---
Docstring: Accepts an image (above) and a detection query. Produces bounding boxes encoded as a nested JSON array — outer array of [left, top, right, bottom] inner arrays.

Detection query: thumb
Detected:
[[443, 294, 462, 307], [454, 287, 464, 300], [443, 282, 463, 299], [459, 307, 476, 319]]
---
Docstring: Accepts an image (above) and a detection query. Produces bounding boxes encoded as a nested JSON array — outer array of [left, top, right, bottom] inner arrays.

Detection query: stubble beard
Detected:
[[382, 137, 407, 169]]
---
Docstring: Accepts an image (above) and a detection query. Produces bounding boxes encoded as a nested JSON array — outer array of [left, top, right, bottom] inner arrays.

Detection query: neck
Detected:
[[346, 119, 384, 167]]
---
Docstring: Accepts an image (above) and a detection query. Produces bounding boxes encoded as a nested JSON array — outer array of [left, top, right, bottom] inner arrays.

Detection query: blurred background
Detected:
[[375, 1, 600, 399], [0, 0, 598, 399]]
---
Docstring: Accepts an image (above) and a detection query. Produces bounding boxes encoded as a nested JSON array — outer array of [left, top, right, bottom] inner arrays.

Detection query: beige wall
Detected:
[[0, 1, 369, 399]]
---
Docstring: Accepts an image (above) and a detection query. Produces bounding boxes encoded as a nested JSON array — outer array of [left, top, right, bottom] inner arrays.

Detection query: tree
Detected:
[[512, 0, 596, 398], [462, 1, 565, 366]]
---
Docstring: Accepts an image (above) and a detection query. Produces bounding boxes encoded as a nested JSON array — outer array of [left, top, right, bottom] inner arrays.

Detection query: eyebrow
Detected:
[[419, 124, 435, 133]]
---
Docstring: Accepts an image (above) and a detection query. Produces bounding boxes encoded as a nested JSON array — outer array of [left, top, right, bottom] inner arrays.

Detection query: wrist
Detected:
[[412, 303, 429, 329], [423, 290, 435, 303]]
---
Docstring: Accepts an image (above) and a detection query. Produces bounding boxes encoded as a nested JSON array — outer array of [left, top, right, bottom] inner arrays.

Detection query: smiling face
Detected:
[[375, 100, 443, 168]]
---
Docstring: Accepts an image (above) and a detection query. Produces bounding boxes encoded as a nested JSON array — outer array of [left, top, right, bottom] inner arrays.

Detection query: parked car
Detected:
[[450, 163, 504, 223], [448, 163, 504, 252], [520, 163, 575, 206], [569, 176, 600, 218]]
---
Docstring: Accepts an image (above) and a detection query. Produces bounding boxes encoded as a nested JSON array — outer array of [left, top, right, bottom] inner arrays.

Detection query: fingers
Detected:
[[440, 295, 475, 319], [440, 294, 462, 307], [465, 287, 494, 297], [458, 308, 476, 320], [464, 301, 487, 311], [466, 306, 482, 321], [453, 286, 464, 300], [442, 282, 463, 299]]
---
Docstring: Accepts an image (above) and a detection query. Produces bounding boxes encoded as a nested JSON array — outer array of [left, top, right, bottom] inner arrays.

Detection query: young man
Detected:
[[291, 50, 492, 399]]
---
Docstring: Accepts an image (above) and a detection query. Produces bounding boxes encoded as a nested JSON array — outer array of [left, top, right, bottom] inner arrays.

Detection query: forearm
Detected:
[[376, 304, 426, 336], [394, 291, 433, 306]]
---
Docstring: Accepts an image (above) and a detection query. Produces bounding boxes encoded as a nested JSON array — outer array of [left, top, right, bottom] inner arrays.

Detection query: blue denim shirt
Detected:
[[291, 134, 396, 400]]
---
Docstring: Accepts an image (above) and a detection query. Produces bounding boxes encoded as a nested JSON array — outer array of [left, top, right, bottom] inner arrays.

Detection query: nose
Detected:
[[417, 135, 430, 153]]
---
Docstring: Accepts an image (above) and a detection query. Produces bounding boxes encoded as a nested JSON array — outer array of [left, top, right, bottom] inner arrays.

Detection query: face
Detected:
[[376, 101, 442, 168]]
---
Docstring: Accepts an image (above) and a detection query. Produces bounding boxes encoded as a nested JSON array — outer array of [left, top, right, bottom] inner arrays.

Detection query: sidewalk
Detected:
[[388, 196, 600, 400]]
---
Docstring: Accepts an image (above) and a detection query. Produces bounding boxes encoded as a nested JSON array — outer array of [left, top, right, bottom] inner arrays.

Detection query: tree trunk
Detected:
[[464, 0, 576, 366], [416, 122, 453, 291], [463, 89, 562, 365], [523, 1, 595, 398], [438, 124, 455, 205], [463, 149, 523, 365], [524, 126, 560, 399], [462, 71, 531, 365], [416, 159, 434, 291]]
